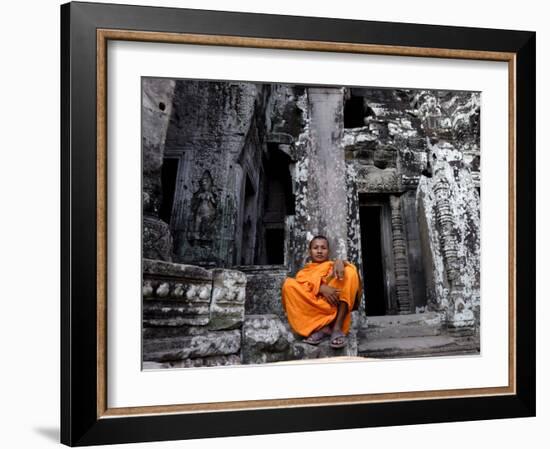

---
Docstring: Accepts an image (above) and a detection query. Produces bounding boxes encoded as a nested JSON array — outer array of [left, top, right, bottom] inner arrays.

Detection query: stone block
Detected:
[[358, 335, 479, 358], [143, 259, 212, 281], [143, 329, 241, 362], [237, 265, 289, 317], [365, 312, 442, 340], [143, 355, 241, 369], [242, 314, 296, 364], [291, 329, 358, 359], [142, 217, 173, 262], [143, 300, 211, 327], [143, 259, 213, 326], [209, 269, 247, 330]]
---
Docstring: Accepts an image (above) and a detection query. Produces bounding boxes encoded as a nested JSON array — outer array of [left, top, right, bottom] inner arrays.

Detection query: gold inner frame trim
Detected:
[[96, 28, 517, 419]]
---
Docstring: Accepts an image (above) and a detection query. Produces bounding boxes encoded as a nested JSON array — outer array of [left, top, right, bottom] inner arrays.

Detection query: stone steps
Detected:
[[291, 331, 358, 360], [364, 312, 442, 340], [358, 335, 480, 358]]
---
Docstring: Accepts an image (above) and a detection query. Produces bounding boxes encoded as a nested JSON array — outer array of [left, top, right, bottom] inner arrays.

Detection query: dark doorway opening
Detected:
[[265, 228, 285, 264], [258, 145, 295, 265], [344, 95, 365, 128], [159, 158, 179, 224], [360, 205, 386, 316], [240, 174, 256, 265]]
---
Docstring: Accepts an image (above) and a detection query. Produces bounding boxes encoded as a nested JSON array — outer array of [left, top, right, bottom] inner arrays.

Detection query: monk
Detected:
[[282, 235, 361, 349]]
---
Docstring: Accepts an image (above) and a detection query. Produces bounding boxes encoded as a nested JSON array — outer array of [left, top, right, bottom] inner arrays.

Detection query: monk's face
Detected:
[[309, 238, 329, 263]]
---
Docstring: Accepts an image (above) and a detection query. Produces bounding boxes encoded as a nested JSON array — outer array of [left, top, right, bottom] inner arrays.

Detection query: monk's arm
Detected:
[[318, 283, 340, 305]]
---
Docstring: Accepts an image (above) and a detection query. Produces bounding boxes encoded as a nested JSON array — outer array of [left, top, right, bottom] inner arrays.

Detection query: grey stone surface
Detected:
[[163, 80, 260, 267], [210, 269, 247, 330], [143, 326, 208, 339], [143, 259, 212, 281], [142, 259, 213, 326], [142, 300, 210, 327], [242, 314, 296, 364], [237, 265, 289, 317], [306, 88, 348, 260], [143, 330, 241, 362], [358, 335, 479, 359], [416, 140, 480, 330], [143, 217, 173, 262], [292, 330, 358, 359], [142, 78, 176, 259], [143, 355, 241, 369], [242, 314, 359, 364], [365, 312, 442, 339]]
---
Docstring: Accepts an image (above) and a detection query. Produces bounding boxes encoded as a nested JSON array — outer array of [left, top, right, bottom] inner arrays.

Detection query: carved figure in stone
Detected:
[[418, 93, 442, 132], [281, 235, 361, 349], [188, 170, 217, 242]]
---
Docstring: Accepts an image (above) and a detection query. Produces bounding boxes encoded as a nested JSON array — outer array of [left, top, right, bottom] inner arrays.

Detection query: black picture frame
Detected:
[[61, 1, 536, 446]]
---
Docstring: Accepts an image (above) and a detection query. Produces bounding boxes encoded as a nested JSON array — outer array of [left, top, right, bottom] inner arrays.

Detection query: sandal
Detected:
[[304, 329, 329, 345], [330, 330, 347, 349]]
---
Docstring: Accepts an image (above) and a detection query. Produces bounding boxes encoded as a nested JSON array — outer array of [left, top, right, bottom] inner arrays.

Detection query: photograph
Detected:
[[57, 1, 536, 445], [141, 78, 481, 369]]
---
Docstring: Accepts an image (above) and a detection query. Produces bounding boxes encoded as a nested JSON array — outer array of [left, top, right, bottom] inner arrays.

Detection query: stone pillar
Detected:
[[389, 194, 412, 314], [431, 159, 476, 334], [306, 87, 348, 259], [416, 140, 479, 334], [433, 171, 460, 283], [142, 78, 176, 261]]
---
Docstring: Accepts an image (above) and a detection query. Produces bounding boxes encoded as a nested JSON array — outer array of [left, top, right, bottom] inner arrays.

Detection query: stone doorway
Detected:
[[359, 195, 396, 316]]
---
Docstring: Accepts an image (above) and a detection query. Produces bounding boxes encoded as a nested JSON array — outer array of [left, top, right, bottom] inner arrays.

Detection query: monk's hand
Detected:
[[333, 259, 345, 280], [319, 284, 340, 306]]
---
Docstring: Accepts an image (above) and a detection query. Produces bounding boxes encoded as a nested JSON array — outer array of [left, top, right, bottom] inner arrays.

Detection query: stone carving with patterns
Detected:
[[143, 216, 173, 262], [417, 93, 442, 134], [389, 194, 412, 314], [209, 268, 247, 330], [356, 165, 401, 193], [143, 330, 241, 362], [142, 259, 248, 364], [416, 141, 479, 331], [142, 261, 213, 327]]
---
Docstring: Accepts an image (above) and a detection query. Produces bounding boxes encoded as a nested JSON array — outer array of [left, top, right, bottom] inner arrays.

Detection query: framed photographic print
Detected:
[[60, 1, 536, 446]]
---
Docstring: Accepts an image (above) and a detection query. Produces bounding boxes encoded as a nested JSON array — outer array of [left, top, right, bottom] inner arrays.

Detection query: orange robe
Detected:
[[282, 261, 360, 337]]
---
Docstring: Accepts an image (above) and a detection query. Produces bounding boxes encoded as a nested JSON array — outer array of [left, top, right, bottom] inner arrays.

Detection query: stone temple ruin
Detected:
[[142, 78, 481, 368]]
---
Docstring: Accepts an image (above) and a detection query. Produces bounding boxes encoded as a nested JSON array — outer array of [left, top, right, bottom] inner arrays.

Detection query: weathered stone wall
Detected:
[[163, 80, 260, 267], [416, 141, 480, 333], [142, 78, 176, 261]]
